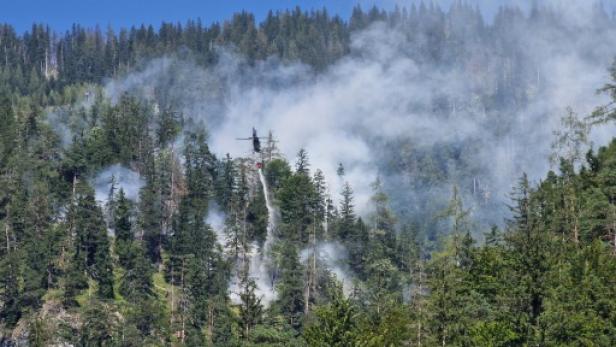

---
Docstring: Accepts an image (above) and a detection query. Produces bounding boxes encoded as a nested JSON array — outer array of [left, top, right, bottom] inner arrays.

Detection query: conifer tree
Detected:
[[0, 252, 21, 326], [304, 284, 357, 347], [139, 167, 163, 264], [119, 243, 154, 301], [80, 300, 119, 346], [74, 187, 114, 299], [239, 278, 263, 340], [295, 148, 310, 176], [369, 177, 397, 259], [278, 162, 317, 243], [113, 188, 133, 267], [338, 182, 356, 240], [275, 241, 305, 329], [506, 173, 550, 343]]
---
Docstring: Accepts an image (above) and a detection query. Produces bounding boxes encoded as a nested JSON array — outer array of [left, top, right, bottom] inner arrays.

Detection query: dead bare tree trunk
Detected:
[[180, 258, 186, 344], [207, 302, 214, 346], [4, 223, 9, 254], [304, 220, 317, 315], [417, 261, 423, 347], [170, 260, 175, 327]]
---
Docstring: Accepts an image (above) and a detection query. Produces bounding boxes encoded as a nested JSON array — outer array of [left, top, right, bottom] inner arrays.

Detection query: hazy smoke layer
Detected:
[[104, 2, 616, 233], [93, 164, 145, 204], [300, 242, 353, 294], [205, 204, 226, 247]]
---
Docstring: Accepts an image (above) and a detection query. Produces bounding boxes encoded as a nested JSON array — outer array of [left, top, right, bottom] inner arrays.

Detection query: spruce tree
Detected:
[[0, 252, 21, 326], [113, 188, 133, 267], [275, 241, 305, 329], [304, 284, 357, 347], [74, 187, 114, 299], [239, 278, 263, 340], [338, 182, 356, 240], [119, 243, 154, 301]]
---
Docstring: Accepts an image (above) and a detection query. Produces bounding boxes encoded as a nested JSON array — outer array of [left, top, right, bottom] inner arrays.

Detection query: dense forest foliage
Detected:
[[2, 2, 616, 346]]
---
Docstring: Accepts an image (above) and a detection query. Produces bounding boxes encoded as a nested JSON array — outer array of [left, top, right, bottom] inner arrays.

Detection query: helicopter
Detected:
[[236, 127, 267, 153], [237, 128, 268, 168]]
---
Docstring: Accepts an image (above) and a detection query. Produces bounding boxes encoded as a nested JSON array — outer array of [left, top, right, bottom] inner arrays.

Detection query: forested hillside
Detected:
[[2, 2, 616, 346]]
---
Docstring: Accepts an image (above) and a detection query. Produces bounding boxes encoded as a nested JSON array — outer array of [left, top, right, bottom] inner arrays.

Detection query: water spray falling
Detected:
[[258, 168, 276, 253], [234, 167, 278, 305]]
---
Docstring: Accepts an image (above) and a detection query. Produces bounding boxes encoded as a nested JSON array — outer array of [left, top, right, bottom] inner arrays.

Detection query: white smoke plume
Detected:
[[101, 2, 616, 232], [300, 242, 353, 294], [93, 164, 145, 204], [205, 203, 226, 247], [228, 242, 278, 306], [44, 85, 98, 148]]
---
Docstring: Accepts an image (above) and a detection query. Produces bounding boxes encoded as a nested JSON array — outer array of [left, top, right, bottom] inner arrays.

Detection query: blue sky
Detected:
[[1, 0, 600, 34], [1, 0, 377, 33]]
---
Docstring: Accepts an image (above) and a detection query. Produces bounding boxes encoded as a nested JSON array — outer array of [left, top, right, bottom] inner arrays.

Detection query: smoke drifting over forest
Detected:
[[101, 1, 616, 236], [300, 242, 352, 293], [93, 164, 145, 204], [206, 204, 227, 246], [92, 0, 616, 326]]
